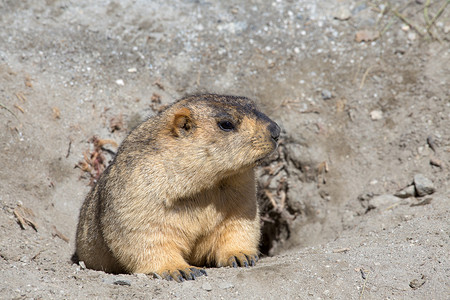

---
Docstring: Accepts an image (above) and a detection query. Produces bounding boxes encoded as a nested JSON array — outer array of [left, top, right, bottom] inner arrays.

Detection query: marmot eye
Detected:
[[218, 120, 235, 132]]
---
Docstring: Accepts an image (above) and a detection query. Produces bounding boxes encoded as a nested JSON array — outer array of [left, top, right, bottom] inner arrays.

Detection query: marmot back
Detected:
[[75, 94, 280, 282]]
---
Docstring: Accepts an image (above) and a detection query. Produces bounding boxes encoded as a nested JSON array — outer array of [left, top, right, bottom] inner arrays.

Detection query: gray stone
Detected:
[[113, 279, 131, 286], [202, 282, 213, 291], [414, 174, 435, 197], [78, 261, 86, 269], [218, 281, 234, 289], [102, 277, 132, 286], [394, 185, 416, 198], [102, 278, 114, 285], [321, 89, 332, 100], [370, 194, 398, 208], [333, 7, 352, 21], [134, 273, 147, 279]]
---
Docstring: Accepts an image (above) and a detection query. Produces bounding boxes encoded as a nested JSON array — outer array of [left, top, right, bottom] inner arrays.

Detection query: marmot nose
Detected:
[[268, 122, 281, 142]]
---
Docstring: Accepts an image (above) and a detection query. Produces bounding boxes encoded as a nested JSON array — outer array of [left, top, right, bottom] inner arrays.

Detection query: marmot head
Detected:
[[159, 94, 280, 180]]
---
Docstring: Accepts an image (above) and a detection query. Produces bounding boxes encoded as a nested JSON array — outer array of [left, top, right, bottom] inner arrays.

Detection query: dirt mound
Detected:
[[1, 0, 449, 298]]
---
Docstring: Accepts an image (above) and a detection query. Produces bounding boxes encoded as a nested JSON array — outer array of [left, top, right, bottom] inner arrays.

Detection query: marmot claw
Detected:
[[158, 267, 207, 282], [227, 253, 259, 268]]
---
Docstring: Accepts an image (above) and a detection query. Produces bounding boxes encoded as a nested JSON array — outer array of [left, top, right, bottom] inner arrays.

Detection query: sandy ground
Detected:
[[1, 0, 449, 299]]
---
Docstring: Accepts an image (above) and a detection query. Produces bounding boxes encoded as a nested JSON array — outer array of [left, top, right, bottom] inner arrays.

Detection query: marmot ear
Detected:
[[171, 107, 194, 137]]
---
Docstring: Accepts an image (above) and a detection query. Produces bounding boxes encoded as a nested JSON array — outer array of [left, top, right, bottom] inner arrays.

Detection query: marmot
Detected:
[[74, 94, 280, 282]]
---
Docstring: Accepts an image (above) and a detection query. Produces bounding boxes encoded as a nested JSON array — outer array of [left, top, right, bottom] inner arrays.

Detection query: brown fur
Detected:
[[74, 94, 280, 281]]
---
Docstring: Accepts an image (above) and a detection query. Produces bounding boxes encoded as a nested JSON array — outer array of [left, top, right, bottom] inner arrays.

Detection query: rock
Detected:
[[394, 48, 406, 55], [410, 198, 432, 207], [394, 185, 416, 198], [19, 256, 29, 263], [444, 22, 450, 34], [355, 30, 380, 42], [430, 157, 443, 168], [407, 32, 416, 41], [414, 174, 435, 197], [333, 7, 351, 21], [113, 279, 131, 286], [135, 273, 148, 279], [115, 79, 124, 86], [202, 282, 213, 291], [321, 89, 332, 100], [218, 281, 234, 289], [370, 110, 383, 120], [102, 277, 132, 286], [78, 261, 86, 269], [357, 192, 375, 211], [370, 194, 398, 208], [102, 278, 114, 285]]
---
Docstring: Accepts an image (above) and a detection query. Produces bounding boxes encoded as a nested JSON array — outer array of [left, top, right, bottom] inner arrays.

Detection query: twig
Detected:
[[421, 0, 446, 41], [31, 250, 43, 260], [353, 60, 362, 85], [0, 103, 19, 120], [13, 206, 38, 231], [264, 190, 279, 210], [392, 9, 425, 36], [427, 0, 449, 30], [66, 140, 72, 158], [14, 104, 25, 113], [52, 226, 70, 243], [359, 270, 369, 300], [384, 202, 400, 211], [15, 92, 27, 102], [424, 0, 431, 27], [279, 190, 286, 210], [196, 71, 201, 86], [380, 19, 395, 37], [359, 65, 375, 90], [333, 248, 350, 253]]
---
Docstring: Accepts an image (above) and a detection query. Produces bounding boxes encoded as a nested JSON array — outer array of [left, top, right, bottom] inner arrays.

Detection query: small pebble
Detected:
[[202, 282, 213, 291], [115, 79, 125, 86], [102, 277, 132, 286], [321, 89, 332, 100], [113, 279, 131, 286], [394, 185, 415, 198], [407, 32, 416, 41], [218, 281, 234, 289], [79, 261, 86, 269], [414, 174, 435, 197], [127, 68, 137, 73], [430, 157, 443, 168], [370, 110, 383, 120], [394, 48, 406, 55], [444, 23, 450, 34], [370, 194, 398, 208], [333, 7, 351, 21]]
